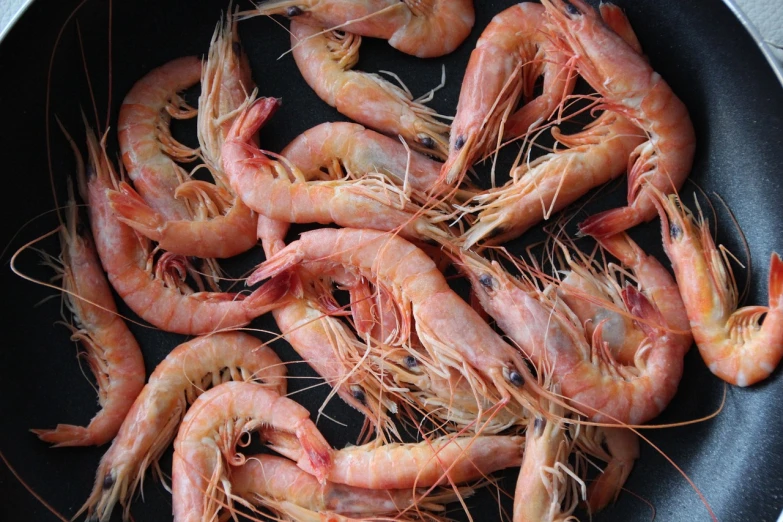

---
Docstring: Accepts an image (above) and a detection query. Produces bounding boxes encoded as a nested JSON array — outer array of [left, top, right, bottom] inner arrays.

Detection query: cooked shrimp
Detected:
[[440, 2, 575, 188], [76, 332, 285, 522], [264, 433, 523, 489], [117, 56, 200, 221], [251, 0, 474, 58], [172, 381, 332, 522], [459, 112, 644, 248], [656, 192, 783, 386], [231, 454, 463, 520], [281, 121, 441, 192], [249, 228, 558, 419], [110, 19, 264, 259], [289, 21, 450, 158], [32, 184, 145, 448], [577, 426, 639, 513], [458, 249, 685, 424], [83, 126, 294, 335], [539, 0, 696, 237], [223, 100, 447, 241]]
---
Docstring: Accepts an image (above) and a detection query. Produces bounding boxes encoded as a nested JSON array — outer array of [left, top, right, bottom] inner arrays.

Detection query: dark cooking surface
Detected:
[[1, 0, 782, 520]]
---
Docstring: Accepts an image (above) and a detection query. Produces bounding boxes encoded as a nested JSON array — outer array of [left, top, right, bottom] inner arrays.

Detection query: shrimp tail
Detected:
[[108, 182, 165, 240], [244, 271, 303, 315], [247, 249, 303, 286], [586, 456, 632, 512], [579, 206, 641, 239], [226, 96, 281, 143], [31, 425, 93, 447], [295, 423, 334, 485], [622, 284, 664, 337]]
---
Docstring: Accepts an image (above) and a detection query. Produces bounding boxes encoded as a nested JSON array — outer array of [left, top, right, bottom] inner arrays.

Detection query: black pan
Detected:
[[1, 1, 781, 520]]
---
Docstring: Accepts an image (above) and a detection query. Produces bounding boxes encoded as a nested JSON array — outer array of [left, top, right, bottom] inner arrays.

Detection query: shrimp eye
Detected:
[[419, 136, 435, 149], [286, 6, 304, 16], [403, 355, 418, 369], [103, 473, 115, 490], [508, 369, 524, 387], [232, 42, 242, 57], [351, 386, 367, 405], [564, 1, 582, 16], [455, 135, 466, 150], [533, 416, 545, 438], [669, 222, 682, 241], [479, 273, 495, 290]]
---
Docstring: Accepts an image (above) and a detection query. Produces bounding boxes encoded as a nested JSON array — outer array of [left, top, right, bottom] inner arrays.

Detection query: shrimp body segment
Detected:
[[118, 56, 201, 221], [441, 2, 575, 187], [254, 0, 474, 58], [541, 0, 696, 237], [290, 21, 450, 158], [77, 332, 286, 522], [172, 382, 332, 522], [32, 194, 145, 448], [657, 193, 783, 386], [83, 127, 293, 335]]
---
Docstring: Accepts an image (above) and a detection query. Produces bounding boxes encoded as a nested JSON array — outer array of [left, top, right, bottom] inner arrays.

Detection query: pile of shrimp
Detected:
[[10, 1, 783, 521]]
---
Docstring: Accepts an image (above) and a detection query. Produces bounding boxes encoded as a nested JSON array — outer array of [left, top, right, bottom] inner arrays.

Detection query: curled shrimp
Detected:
[[172, 381, 332, 522], [539, 0, 696, 237], [32, 181, 145, 448], [251, 0, 474, 58], [440, 2, 575, 188], [249, 227, 560, 420], [458, 248, 685, 424], [459, 112, 645, 248], [655, 191, 783, 386], [223, 100, 446, 241], [110, 18, 261, 259], [288, 21, 450, 158], [82, 125, 293, 335], [231, 454, 465, 521], [76, 331, 286, 522]]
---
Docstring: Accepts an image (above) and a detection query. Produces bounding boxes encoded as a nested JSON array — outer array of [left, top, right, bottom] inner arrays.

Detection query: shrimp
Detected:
[[248, 227, 559, 420], [459, 112, 645, 248], [281, 121, 442, 192], [539, 0, 696, 237], [172, 381, 332, 522], [109, 19, 263, 259], [440, 2, 575, 188], [82, 125, 294, 335], [458, 249, 685, 424], [223, 100, 446, 241], [576, 426, 639, 513], [288, 21, 450, 158], [117, 56, 200, 221], [264, 433, 523, 489], [251, 0, 474, 58], [32, 182, 145, 447], [655, 191, 783, 386], [76, 331, 286, 522], [230, 454, 464, 521]]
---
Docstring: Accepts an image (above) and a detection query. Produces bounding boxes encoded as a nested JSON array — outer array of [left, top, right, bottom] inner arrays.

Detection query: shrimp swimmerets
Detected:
[[289, 21, 450, 158], [440, 1, 575, 188], [77, 332, 286, 522], [249, 227, 560, 420], [32, 181, 145, 448], [656, 191, 783, 386], [83, 125, 294, 335], [540, 0, 696, 237], [251, 0, 474, 58], [172, 381, 332, 522]]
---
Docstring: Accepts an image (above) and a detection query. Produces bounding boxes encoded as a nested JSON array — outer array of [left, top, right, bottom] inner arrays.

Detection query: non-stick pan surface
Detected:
[[1, 1, 782, 520]]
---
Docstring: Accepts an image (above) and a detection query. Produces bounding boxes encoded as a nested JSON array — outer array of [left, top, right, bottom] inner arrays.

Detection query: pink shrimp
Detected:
[[82, 125, 293, 335], [230, 454, 463, 521], [538, 0, 695, 237], [578, 426, 639, 513], [459, 112, 645, 248], [172, 381, 332, 522], [289, 21, 450, 158], [440, 2, 575, 188], [110, 19, 263, 259], [32, 183, 145, 448], [77, 332, 286, 522], [252, 0, 474, 58], [458, 249, 685, 424], [656, 191, 783, 386], [223, 100, 446, 241], [249, 228, 560, 419]]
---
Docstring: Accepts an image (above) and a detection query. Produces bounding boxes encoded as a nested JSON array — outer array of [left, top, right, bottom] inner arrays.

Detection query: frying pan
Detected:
[[1, 0, 781, 520]]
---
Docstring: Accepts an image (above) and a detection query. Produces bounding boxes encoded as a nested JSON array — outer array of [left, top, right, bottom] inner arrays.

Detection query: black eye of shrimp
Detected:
[[507, 369, 524, 387], [419, 136, 435, 149], [286, 6, 304, 16], [479, 273, 495, 289], [564, 1, 581, 16], [533, 416, 545, 438], [455, 135, 466, 150], [403, 355, 418, 369], [103, 473, 115, 490], [351, 387, 367, 405], [669, 222, 682, 241], [232, 42, 242, 57]]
